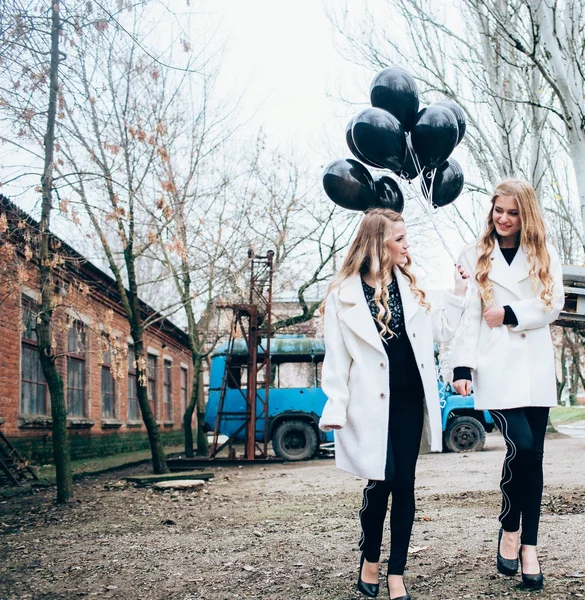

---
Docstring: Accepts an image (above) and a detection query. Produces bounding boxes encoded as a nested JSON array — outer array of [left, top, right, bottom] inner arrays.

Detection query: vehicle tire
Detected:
[[443, 415, 486, 452], [272, 419, 318, 461]]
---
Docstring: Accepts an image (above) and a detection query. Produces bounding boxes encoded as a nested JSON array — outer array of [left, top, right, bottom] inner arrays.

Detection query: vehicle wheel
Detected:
[[272, 420, 318, 461], [444, 416, 486, 452]]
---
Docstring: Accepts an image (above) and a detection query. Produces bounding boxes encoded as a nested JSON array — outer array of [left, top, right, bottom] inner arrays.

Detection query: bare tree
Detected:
[[0, 0, 74, 502], [327, 0, 584, 252], [469, 0, 585, 235], [52, 5, 211, 473]]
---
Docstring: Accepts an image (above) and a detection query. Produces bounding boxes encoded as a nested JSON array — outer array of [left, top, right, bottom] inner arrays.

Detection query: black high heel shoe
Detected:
[[519, 546, 544, 590], [357, 553, 379, 598], [497, 528, 519, 576], [386, 575, 411, 600]]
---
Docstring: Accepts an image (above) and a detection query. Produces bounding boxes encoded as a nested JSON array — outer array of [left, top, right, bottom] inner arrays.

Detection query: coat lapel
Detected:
[[508, 244, 531, 283], [489, 240, 528, 297], [337, 275, 385, 356]]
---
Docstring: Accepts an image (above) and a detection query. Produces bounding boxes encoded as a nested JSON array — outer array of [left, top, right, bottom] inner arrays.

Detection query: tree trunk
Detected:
[[195, 360, 208, 457], [183, 354, 209, 458], [130, 332, 168, 474], [569, 337, 580, 407], [37, 0, 73, 504], [567, 139, 585, 239]]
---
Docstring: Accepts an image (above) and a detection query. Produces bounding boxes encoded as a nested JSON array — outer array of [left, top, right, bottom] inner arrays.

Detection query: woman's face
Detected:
[[386, 221, 410, 266], [492, 195, 521, 240]]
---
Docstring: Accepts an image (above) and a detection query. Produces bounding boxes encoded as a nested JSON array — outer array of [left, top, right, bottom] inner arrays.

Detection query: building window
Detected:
[[163, 360, 172, 421], [20, 296, 48, 415], [147, 354, 157, 418], [180, 367, 188, 416], [67, 321, 86, 417], [101, 344, 116, 419], [127, 346, 139, 420]]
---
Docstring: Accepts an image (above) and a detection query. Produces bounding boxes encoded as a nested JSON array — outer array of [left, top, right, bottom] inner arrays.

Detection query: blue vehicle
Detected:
[[206, 337, 333, 461], [206, 336, 493, 460], [439, 380, 494, 452]]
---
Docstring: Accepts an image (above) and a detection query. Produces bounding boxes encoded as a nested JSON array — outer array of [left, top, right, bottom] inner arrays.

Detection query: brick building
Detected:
[[0, 196, 192, 463]]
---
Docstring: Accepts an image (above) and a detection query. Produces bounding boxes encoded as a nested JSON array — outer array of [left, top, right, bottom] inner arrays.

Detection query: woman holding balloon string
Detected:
[[451, 179, 564, 591], [318, 208, 469, 599]]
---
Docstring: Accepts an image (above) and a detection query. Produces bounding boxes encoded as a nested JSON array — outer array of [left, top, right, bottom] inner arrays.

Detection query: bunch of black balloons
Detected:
[[323, 66, 466, 213]]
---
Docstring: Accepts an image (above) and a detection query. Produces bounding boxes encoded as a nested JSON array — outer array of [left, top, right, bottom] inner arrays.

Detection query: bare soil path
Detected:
[[1, 433, 584, 600]]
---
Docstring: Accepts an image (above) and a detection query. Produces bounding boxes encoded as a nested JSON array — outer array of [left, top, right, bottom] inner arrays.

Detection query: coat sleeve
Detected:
[[507, 246, 565, 331], [451, 247, 483, 371], [318, 291, 353, 432], [430, 291, 466, 343]]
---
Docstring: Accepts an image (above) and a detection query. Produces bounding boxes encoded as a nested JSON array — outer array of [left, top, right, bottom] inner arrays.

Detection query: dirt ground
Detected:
[[1, 432, 585, 600]]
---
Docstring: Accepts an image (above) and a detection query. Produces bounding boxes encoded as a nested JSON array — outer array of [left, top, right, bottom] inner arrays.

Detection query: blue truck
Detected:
[[205, 336, 494, 461]]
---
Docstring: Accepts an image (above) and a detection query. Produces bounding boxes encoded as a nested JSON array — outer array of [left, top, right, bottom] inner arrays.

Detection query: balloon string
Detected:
[[404, 141, 457, 264], [402, 140, 474, 385]]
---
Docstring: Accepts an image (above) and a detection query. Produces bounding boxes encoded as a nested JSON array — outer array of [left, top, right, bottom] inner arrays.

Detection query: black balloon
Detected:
[[420, 159, 464, 207], [352, 107, 406, 172], [370, 67, 420, 132], [435, 100, 466, 145], [411, 106, 459, 169], [373, 176, 404, 213], [322, 158, 376, 211], [345, 117, 383, 168]]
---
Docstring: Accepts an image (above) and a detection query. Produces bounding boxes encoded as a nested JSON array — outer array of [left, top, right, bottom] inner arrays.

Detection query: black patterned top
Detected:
[[361, 277, 405, 339], [361, 276, 424, 406]]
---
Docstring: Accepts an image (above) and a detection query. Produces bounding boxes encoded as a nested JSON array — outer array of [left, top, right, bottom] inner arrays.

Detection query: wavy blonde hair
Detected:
[[322, 208, 430, 338], [475, 178, 554, 308]]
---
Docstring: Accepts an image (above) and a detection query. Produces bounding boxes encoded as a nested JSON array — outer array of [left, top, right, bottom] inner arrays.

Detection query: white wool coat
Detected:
[[318, 268, 465, 481], [453, 240, 564, 410]]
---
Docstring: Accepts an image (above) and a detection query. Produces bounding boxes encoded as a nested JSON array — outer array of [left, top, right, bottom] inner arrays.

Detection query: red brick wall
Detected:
[[0, 277, 22, 436], [0, 265, 193, 444]]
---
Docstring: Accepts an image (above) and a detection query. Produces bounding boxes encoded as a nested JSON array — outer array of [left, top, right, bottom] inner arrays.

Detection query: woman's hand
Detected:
[[453, 379, 471, 396], [453, 264, 469, 296], [483, 306, 505, 328]]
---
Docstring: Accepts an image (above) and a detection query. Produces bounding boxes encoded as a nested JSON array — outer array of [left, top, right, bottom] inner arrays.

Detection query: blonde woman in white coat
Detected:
[[452, 179, 564, 591], [318, 209, 468, 600]]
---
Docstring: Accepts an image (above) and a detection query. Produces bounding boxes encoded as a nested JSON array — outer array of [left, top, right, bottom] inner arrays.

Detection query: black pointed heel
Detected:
[[357, 553, 379, 598], [497, 528, 519, 576], [386, 576, 411, 600], [520, 546, 544, 590]]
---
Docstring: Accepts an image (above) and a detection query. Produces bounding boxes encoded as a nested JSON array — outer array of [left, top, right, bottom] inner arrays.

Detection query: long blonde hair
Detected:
[[323, 208, 429, 338], [475, 178, 554, 308]]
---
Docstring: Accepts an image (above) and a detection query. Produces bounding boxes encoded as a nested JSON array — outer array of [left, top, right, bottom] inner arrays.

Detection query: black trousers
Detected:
[[359, 399, 424, 575], [489, 407, 549, 546]]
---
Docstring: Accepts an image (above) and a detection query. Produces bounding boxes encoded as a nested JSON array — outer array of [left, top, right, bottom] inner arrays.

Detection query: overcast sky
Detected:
[[1, 0, 471, 288], [199, 0, 367, 159]]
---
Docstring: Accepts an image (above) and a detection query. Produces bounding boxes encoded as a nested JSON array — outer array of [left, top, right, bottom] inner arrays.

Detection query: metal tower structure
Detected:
[[207, 249, 275, 460]]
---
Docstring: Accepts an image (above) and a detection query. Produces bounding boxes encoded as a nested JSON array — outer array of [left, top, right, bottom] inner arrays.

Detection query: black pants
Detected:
[[489, 407, 549, 546], [359, 400, 424, 575]]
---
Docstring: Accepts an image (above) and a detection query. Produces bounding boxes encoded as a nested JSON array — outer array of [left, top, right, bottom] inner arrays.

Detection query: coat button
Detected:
[[421, 363, 424, 369], [412, 332, 416, 338], [520, 333, 526, 339], [380, 392, 386, 399], [380, 361, 386, 368]]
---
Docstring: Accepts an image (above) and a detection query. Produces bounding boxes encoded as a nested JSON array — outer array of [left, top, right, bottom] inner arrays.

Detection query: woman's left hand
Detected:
[[483, 306, 505, 328], [453, 264, 469, 296]]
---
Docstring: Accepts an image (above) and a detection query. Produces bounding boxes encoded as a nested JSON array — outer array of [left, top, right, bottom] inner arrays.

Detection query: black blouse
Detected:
[[361, 278, 424, 405]]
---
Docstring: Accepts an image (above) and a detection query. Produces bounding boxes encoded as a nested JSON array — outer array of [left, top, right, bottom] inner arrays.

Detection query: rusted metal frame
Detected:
[[0, 430, 38, 484], [245, 304, 259, 459], [262, 251, 274, 457], [210, 313, 240, 457], [210, 249, 274, 461], [0, 457, 20, 485], [210, 420, 249, 458]]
